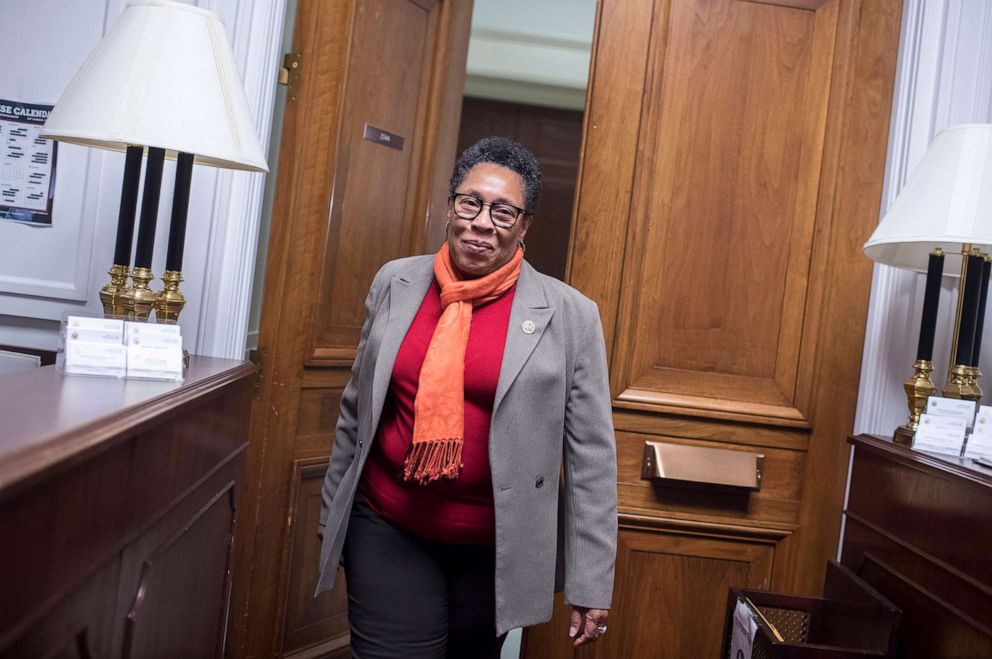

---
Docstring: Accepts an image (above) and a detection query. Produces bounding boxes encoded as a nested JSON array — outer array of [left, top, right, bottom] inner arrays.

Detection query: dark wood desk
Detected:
[[842, 435, 992, 659], [0, 357, 254, 659]]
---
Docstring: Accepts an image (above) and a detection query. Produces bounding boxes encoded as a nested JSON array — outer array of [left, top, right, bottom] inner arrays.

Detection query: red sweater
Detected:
[[358, 280, 515, 544]]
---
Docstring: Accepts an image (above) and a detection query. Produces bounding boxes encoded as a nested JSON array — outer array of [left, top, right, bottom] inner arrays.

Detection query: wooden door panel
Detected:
[[295, 386, 346, 454], [280, 460, 350, 657], [612, 0, 839, 424], [523, 529, 774, 659], [312, 0, 443, 360]]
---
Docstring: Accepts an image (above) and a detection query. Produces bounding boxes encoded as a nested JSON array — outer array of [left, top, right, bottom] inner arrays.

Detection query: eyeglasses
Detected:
[[449, 193, 527, 229]]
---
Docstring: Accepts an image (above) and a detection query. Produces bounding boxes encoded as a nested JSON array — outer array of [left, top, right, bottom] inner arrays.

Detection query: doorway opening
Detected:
[[456, 0, 596, 281]]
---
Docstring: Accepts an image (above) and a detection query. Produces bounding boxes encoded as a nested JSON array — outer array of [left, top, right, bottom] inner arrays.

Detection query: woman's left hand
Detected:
[[568, 606, 609, 646]]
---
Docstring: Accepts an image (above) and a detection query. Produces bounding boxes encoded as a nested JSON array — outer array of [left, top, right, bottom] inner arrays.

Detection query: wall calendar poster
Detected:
[[0, 99, 57, 226]]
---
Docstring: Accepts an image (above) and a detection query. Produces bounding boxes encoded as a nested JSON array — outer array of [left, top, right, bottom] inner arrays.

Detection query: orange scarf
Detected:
[[403, 243, 523, 484]]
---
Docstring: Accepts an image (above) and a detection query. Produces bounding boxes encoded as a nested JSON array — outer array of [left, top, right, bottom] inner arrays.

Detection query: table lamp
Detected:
[[864, 124, 992, 443], [41, 0, 269, 321]]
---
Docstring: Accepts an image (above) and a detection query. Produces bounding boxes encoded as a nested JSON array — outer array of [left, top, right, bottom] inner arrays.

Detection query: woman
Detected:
[[316, 137, 617, 658]]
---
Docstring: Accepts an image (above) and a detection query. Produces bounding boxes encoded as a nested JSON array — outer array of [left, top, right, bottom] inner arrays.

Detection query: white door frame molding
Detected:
[[195, 0, 287, 358], [856, 0, 992, 436]]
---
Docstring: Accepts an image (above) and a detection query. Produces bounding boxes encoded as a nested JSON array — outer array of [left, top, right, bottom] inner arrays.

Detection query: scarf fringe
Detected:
[[402, 438, 464, 485]]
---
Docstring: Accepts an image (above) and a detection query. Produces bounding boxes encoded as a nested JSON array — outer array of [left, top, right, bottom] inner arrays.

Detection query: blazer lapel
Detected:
[[493, 262, 555, 414], [369, 257, 434, 432]]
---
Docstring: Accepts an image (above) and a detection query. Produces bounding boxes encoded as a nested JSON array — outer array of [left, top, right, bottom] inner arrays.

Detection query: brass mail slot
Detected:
[[640, 441, 764, 491]]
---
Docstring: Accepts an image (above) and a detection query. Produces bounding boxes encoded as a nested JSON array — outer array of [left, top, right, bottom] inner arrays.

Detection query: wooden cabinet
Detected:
[[525, 0, 904, 655], [0, 357, 253, 659], [841, 435, 992, 658]]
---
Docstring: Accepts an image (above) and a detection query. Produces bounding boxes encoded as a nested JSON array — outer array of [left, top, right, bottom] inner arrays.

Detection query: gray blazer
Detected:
[[316, 255, 617, 635]]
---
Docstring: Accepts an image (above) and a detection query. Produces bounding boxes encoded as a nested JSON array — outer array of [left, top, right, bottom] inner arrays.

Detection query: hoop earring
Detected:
[[518, 239, 526, 253]]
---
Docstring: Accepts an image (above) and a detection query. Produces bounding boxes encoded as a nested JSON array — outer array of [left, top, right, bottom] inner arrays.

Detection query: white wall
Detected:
[[0, 0, 285, 359], [856, 0, 992, 436]]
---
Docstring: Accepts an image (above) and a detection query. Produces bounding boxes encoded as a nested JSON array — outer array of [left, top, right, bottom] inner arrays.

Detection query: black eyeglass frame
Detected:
[[448, 193, 529, 229]]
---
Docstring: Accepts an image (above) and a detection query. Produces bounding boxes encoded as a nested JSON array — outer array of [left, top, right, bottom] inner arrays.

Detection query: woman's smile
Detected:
[[461, 239, 494, 255]]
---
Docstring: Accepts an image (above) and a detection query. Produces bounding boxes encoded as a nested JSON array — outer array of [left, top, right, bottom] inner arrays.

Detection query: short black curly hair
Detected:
[[449, 136, 542, 213]]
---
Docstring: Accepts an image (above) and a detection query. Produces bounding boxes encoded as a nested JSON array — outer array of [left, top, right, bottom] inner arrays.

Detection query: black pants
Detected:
[[342, 497, 506, 659]]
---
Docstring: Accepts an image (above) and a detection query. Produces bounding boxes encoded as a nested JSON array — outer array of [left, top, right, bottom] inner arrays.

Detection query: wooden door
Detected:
[[228, 0, 472, 656], [525, 0, 904, 656]]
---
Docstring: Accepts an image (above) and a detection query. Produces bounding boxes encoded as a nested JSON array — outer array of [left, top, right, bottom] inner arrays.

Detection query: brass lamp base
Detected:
[[121, 266, 157, 321], [894, 359, 935, 446], [942, 364, 982, 402], [99, 264, 131, 317], [155, 270, 185, 322]]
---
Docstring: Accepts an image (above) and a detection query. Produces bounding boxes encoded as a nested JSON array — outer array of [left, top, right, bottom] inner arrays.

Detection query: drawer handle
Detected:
[[640, 441, 764, 491]]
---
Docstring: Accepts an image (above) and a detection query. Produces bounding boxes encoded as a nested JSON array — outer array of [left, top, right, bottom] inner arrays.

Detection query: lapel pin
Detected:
[[522, 320, 536, 335]]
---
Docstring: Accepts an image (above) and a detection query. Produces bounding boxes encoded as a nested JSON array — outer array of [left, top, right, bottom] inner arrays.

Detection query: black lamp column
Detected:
[[98, 145, 144, 317], [122, 146, 166, 320], [895, 249, 945, 445], [961, 256, 992, 402], [970, 257, 992, 366], [945, 251, 986, 400], [156, 152, 194, 321]]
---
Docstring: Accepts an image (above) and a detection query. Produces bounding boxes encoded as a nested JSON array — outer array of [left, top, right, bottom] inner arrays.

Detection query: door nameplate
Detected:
[[362, 124, 404, 151]]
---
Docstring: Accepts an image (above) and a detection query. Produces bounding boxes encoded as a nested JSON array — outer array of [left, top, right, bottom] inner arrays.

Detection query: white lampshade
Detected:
[[864, 124, 992, 274], [41, 0, 268, 172]]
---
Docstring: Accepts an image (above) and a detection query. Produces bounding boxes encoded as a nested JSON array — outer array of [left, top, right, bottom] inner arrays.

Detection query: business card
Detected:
[[926, 396, 977, 428], [913, 413, 967, 456], [126, 344, 183, 380], [66, 315, 124, 341], [125, 321, 181, 337], [126, 333, 182, 348], [66, 327, 125, 345], [972, 406, 992, 436], [965, 432, 992, 461], [64, 341, 127, 377]]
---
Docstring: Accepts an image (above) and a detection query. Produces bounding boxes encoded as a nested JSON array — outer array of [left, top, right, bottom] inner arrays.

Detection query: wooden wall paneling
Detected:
[[524, 527, 775, 659], [612, 409, 809, 452], [611, 0, 839, 426], [527, 0, 903, 655], [234, 0, 473, 655], [774, 0, 904, 594], [311, 0, 442, 360], [564, 0, 656, 356], [594, 529, 774, 659], [294, 387, 346, 455], [229, 0, 360, 653]]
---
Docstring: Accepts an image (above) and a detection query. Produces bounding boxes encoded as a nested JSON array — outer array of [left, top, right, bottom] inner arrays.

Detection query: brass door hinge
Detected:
[[277, 51, 303, 100], [248, 347, 267, 398]]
